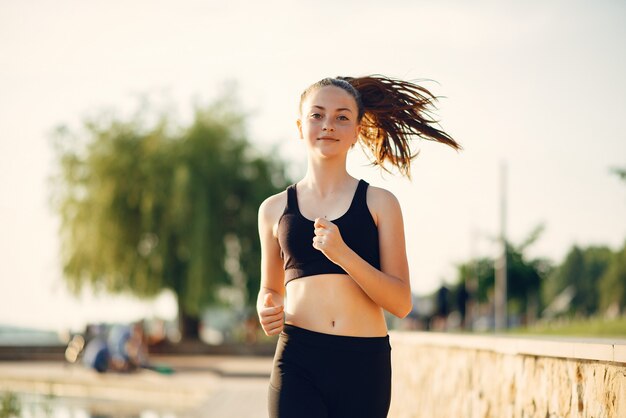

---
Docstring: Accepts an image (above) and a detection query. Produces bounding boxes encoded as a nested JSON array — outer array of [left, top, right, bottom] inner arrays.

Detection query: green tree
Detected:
[[50, 98, 290, 339], [598, 167, 626, 313], [599, 240, 626, 313], [455, 225, 551, 322], [542, 245, 612, 316], [610, 166, 626, 182], [457, 257, 495, 305]]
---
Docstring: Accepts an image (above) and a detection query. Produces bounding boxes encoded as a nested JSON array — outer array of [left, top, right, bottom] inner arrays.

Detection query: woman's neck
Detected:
[[302, 158, 355, 197]]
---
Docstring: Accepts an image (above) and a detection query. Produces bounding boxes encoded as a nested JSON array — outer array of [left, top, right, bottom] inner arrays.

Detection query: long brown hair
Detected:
[[299, 75, 461, 177]]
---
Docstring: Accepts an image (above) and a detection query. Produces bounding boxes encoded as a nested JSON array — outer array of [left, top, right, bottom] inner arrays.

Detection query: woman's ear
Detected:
[[296, 119, 303, 139]]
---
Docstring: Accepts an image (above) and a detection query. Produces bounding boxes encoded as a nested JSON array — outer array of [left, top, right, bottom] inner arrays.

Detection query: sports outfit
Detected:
[[268, 179, 392, 418]]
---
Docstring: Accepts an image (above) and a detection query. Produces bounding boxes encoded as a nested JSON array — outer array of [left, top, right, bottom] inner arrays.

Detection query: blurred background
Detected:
[[1, 0, 625, 351]]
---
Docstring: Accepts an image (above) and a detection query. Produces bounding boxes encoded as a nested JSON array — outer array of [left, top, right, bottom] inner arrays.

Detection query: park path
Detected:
[[0, 355, 273, 417]]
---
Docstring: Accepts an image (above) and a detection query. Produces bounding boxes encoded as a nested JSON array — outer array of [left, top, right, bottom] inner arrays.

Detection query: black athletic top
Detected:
[[277, 179, 381, 284]]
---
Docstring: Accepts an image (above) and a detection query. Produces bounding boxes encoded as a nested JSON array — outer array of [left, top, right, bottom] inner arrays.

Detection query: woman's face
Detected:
[[297, 86, 361, 159]]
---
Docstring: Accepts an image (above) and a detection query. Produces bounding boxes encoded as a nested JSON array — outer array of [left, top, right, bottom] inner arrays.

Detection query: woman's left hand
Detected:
[[312, 217, 349, 264]]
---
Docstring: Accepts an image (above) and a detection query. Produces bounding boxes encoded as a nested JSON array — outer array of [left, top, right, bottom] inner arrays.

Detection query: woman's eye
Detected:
[[310, 113, 322, 119], [337, 115, 349, 121]]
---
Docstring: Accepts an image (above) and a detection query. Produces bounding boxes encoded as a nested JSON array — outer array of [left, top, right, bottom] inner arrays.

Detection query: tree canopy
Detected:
[[543, 245, 614, 316], [598, 241, 626, 312], [454, 225, 552, 323], [50, 98, 290, 337]]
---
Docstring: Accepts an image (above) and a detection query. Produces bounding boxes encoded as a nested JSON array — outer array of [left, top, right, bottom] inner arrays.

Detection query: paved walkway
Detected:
[[0, 355, 274, 417]]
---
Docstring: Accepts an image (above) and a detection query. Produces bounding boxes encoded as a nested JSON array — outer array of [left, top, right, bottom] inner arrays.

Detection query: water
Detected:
[[0, 326, 64, 347], [1, 392, 183, 418]]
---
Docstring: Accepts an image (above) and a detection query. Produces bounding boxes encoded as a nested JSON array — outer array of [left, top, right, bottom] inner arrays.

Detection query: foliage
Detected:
[[542, 245, 613, 316], [599, 240, 626, 311], [456, 257, 495, 304], [0, 393, 20, 418], [50, 97, 290, 335], [454, 224, 552, 318], [446, 166, 626, 325], [610, 166, 626, 181]]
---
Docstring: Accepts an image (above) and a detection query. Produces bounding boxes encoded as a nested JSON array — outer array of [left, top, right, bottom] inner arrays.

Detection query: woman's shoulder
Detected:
[[258, 189, 289, 224], [364, 183, 403, 220], [365, 183, 400, 207]]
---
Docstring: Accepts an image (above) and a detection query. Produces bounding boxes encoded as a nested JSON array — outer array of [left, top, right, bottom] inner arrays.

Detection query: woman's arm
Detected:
[[312, 187, 412, 318], [256, 194, 287, 335]]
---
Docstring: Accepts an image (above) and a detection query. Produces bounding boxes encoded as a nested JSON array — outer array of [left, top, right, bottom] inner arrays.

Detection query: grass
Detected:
[[0, 392, 21, 418], [508, 316, 626, 339]]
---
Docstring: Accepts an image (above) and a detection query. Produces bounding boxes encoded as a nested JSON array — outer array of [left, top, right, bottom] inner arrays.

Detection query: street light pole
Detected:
[[495, 162, 508, 330]]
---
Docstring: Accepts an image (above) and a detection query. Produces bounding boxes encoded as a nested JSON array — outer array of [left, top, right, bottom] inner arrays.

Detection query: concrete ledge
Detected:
[[390, 331, 626, 363], [388, 331, 626, 418]]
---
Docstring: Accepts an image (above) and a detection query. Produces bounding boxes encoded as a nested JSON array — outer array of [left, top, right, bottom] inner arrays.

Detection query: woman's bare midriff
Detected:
[[284, 274, 388, 337]]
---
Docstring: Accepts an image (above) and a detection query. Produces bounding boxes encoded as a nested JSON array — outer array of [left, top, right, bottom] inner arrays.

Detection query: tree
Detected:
[[456, 257, 496, 305], [598, 167, 626, 313], [50, 98, 290, 339], [539, 167, 624, 317], [454, 224, 551, 325], [542, 245, 613, 316], [610, 166, 626, 182], [599, 240, 626, 313]]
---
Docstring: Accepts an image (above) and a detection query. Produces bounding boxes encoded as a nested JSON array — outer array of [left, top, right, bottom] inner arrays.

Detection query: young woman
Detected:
[[257, 75, 460, 418]]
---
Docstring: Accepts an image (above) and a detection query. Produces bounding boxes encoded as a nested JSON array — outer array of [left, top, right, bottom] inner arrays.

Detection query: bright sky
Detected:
[[1, 0, 625, 332]]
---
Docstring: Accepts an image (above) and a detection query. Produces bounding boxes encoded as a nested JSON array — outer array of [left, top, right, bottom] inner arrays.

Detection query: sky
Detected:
[[1, 0, 625, 332]]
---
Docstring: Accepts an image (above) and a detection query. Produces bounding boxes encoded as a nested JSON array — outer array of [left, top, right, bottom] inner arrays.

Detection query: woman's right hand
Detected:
[[258, 293, 284, 336]]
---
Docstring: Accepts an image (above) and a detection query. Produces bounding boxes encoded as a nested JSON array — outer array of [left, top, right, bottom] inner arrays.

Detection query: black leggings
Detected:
[[268, 324, 392, 418]]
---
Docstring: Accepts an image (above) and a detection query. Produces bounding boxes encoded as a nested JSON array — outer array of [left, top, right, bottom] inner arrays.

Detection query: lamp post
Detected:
[[494, 162, 508, 330]]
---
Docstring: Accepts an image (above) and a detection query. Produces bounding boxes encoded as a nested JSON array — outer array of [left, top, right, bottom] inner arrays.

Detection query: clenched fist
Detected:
[[258, 293, 284, 336], [312, 217, 348, 264]]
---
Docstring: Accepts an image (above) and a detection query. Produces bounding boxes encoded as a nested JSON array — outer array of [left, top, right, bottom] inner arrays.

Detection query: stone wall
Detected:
[[388, 332, 626, 418]]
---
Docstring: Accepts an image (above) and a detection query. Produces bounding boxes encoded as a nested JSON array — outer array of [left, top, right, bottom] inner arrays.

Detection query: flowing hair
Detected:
[[299, 75, 461, 177]]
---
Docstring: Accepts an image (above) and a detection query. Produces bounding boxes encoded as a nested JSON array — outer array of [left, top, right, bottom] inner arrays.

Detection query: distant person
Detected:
[[107, 324, 133, 371], [257, 76, 460, 417], [108, 322, 149, 372], [456, 283, 469, 329], [125, 321, 150, 369], [82, 337, 109, 373], [437, 285, 450, 316], [82, 325, 109, 373], [434, 285, 450, 330], [79, 322, 150, 373]]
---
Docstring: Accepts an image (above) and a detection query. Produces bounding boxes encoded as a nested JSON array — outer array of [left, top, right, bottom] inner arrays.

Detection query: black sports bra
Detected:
[[277, 179, 380, 284]]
